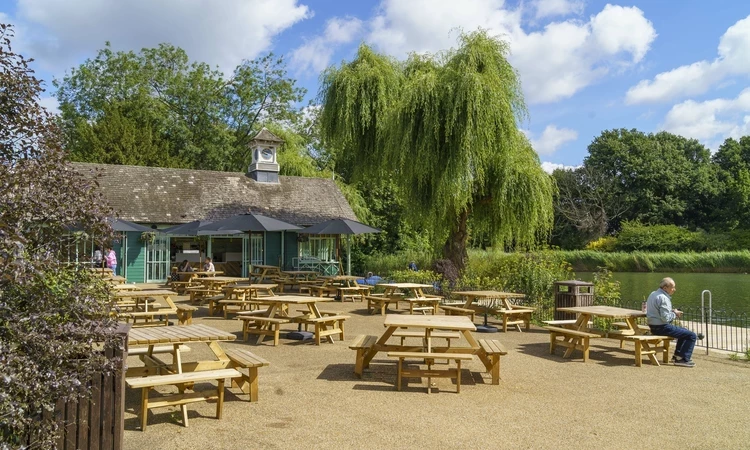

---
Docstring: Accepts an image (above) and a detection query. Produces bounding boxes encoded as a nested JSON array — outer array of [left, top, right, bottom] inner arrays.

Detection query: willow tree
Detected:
[[318, 30, 554, 271]]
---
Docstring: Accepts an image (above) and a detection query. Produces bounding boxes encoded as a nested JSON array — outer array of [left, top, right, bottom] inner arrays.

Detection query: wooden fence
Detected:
[[47, 324, 129, 450]]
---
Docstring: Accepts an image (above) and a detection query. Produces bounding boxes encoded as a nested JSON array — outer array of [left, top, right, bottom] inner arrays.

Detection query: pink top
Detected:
[[105, 250, 117, 267]]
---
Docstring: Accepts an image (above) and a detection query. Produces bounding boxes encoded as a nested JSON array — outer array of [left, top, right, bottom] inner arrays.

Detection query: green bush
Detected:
[[591, 268, 621, 330], [558, 250, 750, 272], [615, 221, 703, 252]]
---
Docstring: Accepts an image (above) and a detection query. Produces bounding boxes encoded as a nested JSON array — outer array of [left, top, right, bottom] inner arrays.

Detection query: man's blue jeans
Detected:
[[649, 323, 697, 361]]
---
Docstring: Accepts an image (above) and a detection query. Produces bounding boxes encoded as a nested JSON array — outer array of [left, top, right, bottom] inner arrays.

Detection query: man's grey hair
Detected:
[[660, 277, 675, 289]]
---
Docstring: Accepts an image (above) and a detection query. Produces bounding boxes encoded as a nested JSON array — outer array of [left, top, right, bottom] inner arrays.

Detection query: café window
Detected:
[[298, 235, 336, 261]]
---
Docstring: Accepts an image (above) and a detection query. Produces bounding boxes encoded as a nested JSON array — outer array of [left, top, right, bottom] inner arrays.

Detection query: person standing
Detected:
[[646, 277, 697, 367], [105, 247, 118, 276], [92, 247, 103, 268]]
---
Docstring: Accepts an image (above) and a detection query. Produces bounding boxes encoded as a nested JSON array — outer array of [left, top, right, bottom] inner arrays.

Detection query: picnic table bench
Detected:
[[546, 326, 603, 362], [388, 351, 473, 393], [126, 368, 241, 430]]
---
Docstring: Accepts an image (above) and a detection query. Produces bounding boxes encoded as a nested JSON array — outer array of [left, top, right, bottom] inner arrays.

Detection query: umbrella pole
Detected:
[[347, 235, 351, 276]]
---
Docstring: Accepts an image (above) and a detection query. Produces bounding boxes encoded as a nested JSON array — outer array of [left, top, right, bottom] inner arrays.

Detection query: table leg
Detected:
[[173, 344, 189, 427]]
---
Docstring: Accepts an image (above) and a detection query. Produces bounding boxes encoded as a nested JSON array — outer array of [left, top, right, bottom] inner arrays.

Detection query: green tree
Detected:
[[712, 136, 750, 230], [584, 129, 717, 230], [318, 30, 554, 271], [54, 43, 306, 171], [0, 24, 120, 448]]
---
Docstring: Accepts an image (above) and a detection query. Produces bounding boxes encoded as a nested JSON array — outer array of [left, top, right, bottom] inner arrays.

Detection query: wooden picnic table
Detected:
[[249, 265, 281, 283], [376, 283, 440, 314], [237, 294, 339, 345], [114, 289, 179, 325], [453, 290, 532, 332], [310, 275, 370, 301], [214, 283, 278, 316], [282, 270, 319, 280], [353, 315, 504, 386], [111, 284, 141, 291], [197, 276, 248, 289], [126, 324, 237, 427], [553, 305, 670, 366]]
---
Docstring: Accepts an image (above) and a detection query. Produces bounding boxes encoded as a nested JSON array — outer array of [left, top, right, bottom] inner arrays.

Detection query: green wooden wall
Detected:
[[265, 232, 282, 267], [284, 232, 299, 270], [124, 231, 145, 283]]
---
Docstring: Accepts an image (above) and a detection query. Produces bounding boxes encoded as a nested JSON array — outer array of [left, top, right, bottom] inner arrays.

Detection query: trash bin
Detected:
[[553, 280, 595, 320]]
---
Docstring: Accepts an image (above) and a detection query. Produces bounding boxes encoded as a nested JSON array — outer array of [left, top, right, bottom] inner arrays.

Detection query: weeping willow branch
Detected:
[[318, 29, 554, 270]]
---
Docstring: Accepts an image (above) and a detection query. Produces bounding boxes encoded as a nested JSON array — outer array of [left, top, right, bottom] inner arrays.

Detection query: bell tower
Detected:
[[247, 127, 283, 183]]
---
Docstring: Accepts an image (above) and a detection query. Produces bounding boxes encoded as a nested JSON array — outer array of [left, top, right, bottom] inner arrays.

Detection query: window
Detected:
[[298, 235, 336, 261]]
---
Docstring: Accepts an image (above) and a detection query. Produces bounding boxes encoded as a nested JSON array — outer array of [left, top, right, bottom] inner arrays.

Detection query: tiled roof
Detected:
[[71, 163, 357, 226], [252, 127, 284, 143]]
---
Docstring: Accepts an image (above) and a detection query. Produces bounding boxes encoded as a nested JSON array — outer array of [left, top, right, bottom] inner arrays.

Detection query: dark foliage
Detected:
[[0, 24, 120, 449]]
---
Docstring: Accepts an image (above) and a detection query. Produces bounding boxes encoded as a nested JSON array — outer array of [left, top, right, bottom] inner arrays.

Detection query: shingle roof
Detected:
[[71, 163, 357, 226]]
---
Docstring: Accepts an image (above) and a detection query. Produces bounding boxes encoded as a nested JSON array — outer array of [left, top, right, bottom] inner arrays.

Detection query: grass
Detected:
[[557, 250, 750, 273]]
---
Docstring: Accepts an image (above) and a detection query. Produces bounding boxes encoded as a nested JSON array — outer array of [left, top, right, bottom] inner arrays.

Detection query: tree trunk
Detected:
[[442, 209, 469, 272]]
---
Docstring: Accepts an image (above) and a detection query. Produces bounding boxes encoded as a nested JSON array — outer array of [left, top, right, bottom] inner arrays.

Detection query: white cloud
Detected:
[[660, 88, 750, 145], [541, 161, 579, 173], [533, 0, 584, 20], [291, 16, 363, 73], [367, 1, 656, 103], [626, 15, 750, 104], [39, 96, 60, 115], [11, 0, 311, 76], [529, 125, 578, 155]]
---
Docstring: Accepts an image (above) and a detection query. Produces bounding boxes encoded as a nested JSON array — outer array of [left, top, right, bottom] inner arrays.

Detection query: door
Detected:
[[145, 235, 170, 283]]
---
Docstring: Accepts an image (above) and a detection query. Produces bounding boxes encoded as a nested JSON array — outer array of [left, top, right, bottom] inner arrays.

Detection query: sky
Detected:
[[1, 0, 749, 172]]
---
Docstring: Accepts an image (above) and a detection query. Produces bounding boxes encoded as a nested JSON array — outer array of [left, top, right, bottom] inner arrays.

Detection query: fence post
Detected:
[[701, 290, 711, 356]]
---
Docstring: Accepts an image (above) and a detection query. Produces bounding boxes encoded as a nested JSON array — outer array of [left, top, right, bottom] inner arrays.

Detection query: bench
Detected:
[[494, 307, 535, 332], [366, 295, 401, 315], [175, 304, 198, 325], [186, 287, 221, 304], [478, 339, 507, 385], [169, 281, 193, 295], [237, 316, 291, 346], [388, 351, 474, 394], [308, 285, 338, 298], [218, 299, 267, 318], [125, 368, 242, 430], [405, 298, 440, 315], [225, 349, 270, 401], [622, 335, 673, 367], [128, 345, 191, 357], [120, 309, 176, 327], [350, 334, 378, 377], [391, 330, 460, 347], [302, 314, 350, 345], [543, 319, 586, 328], [546, 326, 603, 362], [439, 305, 476, 321]]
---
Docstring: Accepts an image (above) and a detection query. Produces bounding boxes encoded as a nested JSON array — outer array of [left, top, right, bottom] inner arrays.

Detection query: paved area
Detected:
[[122, 287, 750, 450]]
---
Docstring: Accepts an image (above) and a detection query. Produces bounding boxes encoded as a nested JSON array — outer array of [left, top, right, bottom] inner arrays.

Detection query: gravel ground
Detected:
[[122, 291, 750, 450]]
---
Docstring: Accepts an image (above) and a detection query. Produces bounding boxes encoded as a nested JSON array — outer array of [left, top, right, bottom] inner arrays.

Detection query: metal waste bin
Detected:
[[553, 280, 595, 320]]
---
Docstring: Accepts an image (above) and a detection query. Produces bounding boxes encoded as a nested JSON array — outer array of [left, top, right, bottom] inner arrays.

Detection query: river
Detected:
[[579, 272, 750, 314]]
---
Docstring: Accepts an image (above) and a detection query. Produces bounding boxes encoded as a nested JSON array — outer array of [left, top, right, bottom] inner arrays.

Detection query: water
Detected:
[[579, 272, 750, 314]]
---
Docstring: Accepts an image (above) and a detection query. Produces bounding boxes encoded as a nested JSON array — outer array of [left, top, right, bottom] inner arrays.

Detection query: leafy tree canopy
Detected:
[[318, 30, 554, 270], [54, 43, 307, 171]]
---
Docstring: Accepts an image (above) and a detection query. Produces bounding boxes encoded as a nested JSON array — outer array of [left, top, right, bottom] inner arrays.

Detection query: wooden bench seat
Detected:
[[120, 309, 176, 327], [494, 308, 534, 332], [350, 335, 378, 377], [391, 330, 460, 347], [439, 305, 475, 321], [125, 368, 241, 430], [546, 326, 602, 362], [128, 345, 191, 357], [175, 304, 198, 325], [405, 298, 440, 315], [169, 281, 193, 295], [622, 335, 673, 367], [186, 287, 222, 304], [225, 349, 270, 401], [366, 295, 401, 315], [387, 351, 474, 393], [238, 316, 291, 346], [302, 314, 350, 345], [542, 319, 592, 328], [308, 285, 338, 297], [218, 299, 268, 318], [612, 322, 651, 332], [478, 339, 507, 385]]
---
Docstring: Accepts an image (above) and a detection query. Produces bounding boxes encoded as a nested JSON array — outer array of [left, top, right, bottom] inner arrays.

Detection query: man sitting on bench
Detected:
[[646, 277, 697, 368]]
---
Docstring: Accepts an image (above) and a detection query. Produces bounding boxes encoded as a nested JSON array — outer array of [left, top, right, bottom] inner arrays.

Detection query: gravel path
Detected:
[[122, 293, 750, 450]]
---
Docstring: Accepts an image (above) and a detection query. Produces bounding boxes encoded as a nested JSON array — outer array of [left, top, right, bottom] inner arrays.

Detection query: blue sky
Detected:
[[1, 0, 749, 171]]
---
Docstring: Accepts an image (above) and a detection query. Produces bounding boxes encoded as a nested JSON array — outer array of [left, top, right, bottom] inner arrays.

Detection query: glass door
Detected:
[[145, 235, 170, 283]]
